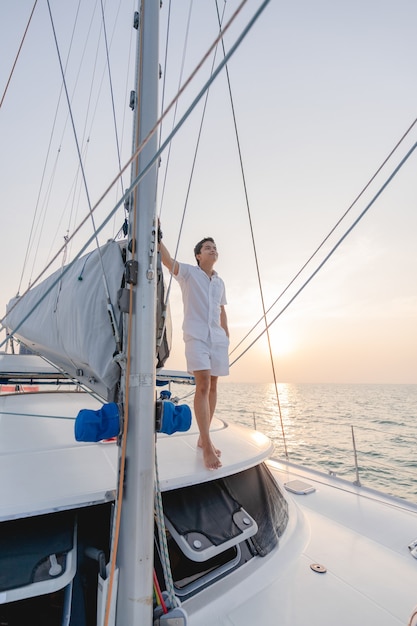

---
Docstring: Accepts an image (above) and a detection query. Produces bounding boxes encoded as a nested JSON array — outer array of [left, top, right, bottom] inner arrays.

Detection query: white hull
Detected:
[[1, 379, 416, 624], [185, 462, 417, 625], [1, 3, 416, 623]]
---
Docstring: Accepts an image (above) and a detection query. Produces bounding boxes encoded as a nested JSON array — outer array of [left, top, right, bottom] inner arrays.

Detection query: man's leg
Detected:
[[208, 375, 218, 419], [194, 370, 222, 470], [208, 375, 221, 456]]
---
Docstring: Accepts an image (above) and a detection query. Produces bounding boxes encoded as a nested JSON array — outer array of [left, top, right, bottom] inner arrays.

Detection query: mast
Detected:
[[116, 1, 159, 624]]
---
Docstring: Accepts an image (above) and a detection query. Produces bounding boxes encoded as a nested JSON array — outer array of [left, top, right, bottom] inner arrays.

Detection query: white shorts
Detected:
[[185, 338, 229, 376]]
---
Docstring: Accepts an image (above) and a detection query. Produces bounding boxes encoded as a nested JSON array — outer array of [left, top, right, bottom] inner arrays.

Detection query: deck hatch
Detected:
[[163, 480, 258, 562], [162, 463, 289, 563]]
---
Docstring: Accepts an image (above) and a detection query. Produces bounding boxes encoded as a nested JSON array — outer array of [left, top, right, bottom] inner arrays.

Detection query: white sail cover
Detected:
[[5, 241, 125, 398]]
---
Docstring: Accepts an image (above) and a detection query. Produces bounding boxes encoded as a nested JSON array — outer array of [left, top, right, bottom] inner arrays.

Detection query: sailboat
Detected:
[[1, 1, 417, 625]]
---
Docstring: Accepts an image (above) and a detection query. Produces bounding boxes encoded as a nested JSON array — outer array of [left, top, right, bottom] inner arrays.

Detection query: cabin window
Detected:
[[156, 463, 288, 597]]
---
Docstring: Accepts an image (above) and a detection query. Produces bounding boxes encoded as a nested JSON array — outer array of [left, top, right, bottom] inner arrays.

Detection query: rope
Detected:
[[154, 446, 178, 609], [153, 569, 168, 614], [100, 274, 132, 626], [0, 0, 38, 108]]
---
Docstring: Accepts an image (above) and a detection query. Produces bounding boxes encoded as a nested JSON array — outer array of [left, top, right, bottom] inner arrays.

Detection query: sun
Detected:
[[266, 325, 296, 357]]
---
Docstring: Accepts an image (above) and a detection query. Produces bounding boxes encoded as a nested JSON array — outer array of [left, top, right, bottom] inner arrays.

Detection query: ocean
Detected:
[[169, 382, 417, 504]]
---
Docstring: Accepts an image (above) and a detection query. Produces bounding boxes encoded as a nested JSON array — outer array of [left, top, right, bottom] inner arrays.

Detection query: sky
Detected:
[[0, 0, 416, 384]]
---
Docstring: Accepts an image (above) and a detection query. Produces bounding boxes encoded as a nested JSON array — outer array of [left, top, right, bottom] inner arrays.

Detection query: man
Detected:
[[159, 233, 229, 470]]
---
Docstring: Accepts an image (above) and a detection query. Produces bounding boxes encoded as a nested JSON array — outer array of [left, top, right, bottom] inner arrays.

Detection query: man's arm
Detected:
[[159, 240, 179, 276], [220, 305, 229, 338]]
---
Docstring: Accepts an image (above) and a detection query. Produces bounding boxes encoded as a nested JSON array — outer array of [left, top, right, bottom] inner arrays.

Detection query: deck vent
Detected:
[[284, 480, 315, 495]]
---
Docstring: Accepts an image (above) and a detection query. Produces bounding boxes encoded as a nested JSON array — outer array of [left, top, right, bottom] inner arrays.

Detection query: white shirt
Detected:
[[175, 263, 227, 343]]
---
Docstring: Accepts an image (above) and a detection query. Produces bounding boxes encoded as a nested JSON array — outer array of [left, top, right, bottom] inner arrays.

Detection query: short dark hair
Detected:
[[194, 237, 215, 265]]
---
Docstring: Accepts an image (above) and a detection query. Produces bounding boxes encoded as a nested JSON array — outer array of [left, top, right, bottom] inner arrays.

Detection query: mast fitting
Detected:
[[125, 260, 138, 285]]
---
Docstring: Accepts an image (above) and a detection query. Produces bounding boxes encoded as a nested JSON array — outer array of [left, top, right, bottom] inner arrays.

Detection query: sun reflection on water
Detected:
[[169, 381, 417, 503]]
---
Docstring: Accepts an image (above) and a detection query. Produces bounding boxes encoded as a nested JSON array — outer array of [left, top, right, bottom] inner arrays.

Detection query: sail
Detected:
[[6, 241, 125, 399]]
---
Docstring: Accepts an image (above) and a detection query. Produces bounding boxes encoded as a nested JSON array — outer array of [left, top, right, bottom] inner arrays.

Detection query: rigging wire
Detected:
[[154, 1, 203, 600], [47, 0, 98, 228], [46, 0, 130, 251], [14, 0, 78, 294], [25, 148, 63, 292], [45, 141, 91, 268], [100, 5, 274, 623], [230, 114, 417, 360], [157, 0, 229, 353], [1, 0, 268, 340], [46, 0, 129, 255], [46, 0, 121, 348], [169, 1, 228, 260], [0, 0, 38, 109], [19, 0, 91, 292], [100, 0, 126, 199], [53, 0, 106, 260], [154, 4, 239, 463], [155, 0, 196, 360], [214, 0, 288, 458], [112, 0, 137, 238], [229, 137, 417, 367], [157, 0, 193, 218], [102, 2, 146, 621]]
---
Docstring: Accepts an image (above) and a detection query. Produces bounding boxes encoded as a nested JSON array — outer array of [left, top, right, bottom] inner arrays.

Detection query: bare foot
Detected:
[[202, 445, 222, 470], [198, 436, 221, 457]]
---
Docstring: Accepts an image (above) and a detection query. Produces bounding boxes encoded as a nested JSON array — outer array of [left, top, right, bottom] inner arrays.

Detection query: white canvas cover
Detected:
[[5, 241, 124, 398]]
